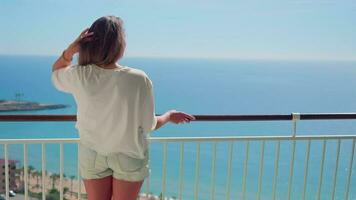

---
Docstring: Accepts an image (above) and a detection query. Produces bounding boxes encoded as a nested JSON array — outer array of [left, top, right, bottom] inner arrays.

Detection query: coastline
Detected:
[[16, 172, 83, 200], [16, 172, 168, 200]]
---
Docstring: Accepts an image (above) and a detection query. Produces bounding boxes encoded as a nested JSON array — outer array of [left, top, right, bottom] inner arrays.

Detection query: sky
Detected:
[[0, 0, 355, 60]]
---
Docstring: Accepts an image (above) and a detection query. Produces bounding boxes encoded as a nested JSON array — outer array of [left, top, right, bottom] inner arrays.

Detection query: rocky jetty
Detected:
[[0, 100, 70, 112]]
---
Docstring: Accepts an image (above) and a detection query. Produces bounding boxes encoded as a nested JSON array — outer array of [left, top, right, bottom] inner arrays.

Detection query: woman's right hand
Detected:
[[66, 28, 94, 56], [168, 109, 196, 124]]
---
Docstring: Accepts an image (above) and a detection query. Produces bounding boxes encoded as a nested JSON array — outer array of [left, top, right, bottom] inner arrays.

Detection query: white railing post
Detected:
[[146, 151, 150, 199], [59, 143, 64, 200], [331, 139, 341, 200], [316, 140, 327, 200], [77, 143, 81, 200], [225, 142, 234, 200], [194, 143, 201, 200], [302, 140, 311, 200], [42, 143, 46, 200], [291, 112, 300, 137], [23, 144, 28, 200], [210, 142, 217, 200], [178, 142, 185, 200], [242, 141, 250, 200], [288, 112, 299, 200], [4, 144, 9, 200], [145, 133, 151, 199], [257, 141, 265, 200], [345, 139, 355, 200], [272, 141, 280, 200], [162, 142, 167, 199]]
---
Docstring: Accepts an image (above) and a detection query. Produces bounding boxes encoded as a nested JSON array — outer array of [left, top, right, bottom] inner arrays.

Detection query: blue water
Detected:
[[0, 55, 355, 199]]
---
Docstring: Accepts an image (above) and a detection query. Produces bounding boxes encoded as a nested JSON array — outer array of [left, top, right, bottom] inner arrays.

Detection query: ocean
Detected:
[[0, 55, 355, 199]]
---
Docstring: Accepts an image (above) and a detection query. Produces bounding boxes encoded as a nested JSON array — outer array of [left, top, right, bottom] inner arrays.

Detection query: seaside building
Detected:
[[0, 159, 18, 193]]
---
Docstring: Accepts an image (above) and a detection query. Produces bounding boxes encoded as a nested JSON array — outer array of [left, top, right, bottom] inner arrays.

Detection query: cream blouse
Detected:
[[52, 64, 157, 159]]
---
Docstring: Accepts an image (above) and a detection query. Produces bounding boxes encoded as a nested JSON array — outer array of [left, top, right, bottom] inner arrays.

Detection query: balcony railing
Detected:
[[0, 113, 355, 200]]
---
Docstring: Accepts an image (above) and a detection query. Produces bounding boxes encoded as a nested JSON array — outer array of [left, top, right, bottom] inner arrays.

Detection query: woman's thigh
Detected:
[[83, 176, 113, 200], [112, 178, 143, 200]]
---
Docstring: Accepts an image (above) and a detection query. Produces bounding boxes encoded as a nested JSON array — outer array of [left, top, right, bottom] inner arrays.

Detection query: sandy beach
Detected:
[[16, 172, 86, 199], [16, 172, 164, 200]]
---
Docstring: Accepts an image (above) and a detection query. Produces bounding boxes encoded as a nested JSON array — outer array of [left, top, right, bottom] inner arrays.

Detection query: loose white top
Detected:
[[52, 64, 157, 159]]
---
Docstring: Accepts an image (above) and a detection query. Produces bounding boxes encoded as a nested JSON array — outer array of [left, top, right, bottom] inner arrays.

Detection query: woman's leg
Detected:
[[83, 176, 113, 200], [112, 178, 144, 200]]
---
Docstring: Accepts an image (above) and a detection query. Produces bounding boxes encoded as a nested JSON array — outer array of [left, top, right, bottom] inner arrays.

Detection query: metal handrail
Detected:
[[0, 135, 355, 145], [1, 112, 356, 121]]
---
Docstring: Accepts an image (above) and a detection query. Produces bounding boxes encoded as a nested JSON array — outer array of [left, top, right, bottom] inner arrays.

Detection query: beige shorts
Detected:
[[78, 142, 149, 182]]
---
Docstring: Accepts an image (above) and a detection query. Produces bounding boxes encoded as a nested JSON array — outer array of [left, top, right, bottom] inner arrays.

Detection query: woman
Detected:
[[51, 15, 195, 200]]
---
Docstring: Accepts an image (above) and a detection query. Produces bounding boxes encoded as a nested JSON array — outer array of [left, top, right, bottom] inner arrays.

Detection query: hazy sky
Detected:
[[1, 0, 355, 60]]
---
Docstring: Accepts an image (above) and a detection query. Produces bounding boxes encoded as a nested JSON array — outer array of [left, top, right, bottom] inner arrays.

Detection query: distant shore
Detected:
[[18, 172, 170, 200], [0, 100, 69, 112]]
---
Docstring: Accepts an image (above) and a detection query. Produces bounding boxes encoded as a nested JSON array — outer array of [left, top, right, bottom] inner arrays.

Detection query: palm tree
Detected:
[[34, 171, 41, 188], [38, 170, 47, 190], [27, 165, 35, 190], [69, 175, 75, 197], [63, 186, 69, 198], [28, 165, 35, 177], [15, 168, 24, 183], [50, 173, 60, 190]]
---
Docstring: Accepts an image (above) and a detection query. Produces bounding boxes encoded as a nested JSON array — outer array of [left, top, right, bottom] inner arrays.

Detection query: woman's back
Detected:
[[52, 63, 157, 159]]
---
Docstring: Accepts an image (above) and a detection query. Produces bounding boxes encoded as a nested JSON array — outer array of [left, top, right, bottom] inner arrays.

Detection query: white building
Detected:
[[0, 159, 18, 193]]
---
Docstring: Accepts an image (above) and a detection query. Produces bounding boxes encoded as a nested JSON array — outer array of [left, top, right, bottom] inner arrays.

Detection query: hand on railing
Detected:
[[153, 110, 195, 130], [167, 109, 196, 124]]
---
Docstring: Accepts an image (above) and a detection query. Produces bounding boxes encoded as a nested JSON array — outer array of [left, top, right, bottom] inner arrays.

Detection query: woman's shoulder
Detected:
[[123, 66, 147, 76], [123, 66, 152, 81], [125, 66, 154, 89]]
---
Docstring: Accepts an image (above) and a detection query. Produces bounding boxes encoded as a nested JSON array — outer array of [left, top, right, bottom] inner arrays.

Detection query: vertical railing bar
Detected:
[[194, 142, 201, 200], [345, 139, 355, 200], [42, 143, 46, 200], [24, 144, 28, 200], [145, 171, 150, 198], [162, 142, 168, 199], [225, 142, 234, 200], [272, 141, 280, 200], [4, 144, 9, 200], [178, 142, 185, 200], [77, 143, 81, 200], [145, 177, 150, 199], [257, 141, 265, 200], [331, 139, 341, 200], [302, 140, 311, 200], [288, 113, 299, 200], [210, 142, 217, 200], [59, 143, 64, 200], [145, 145, 151, 199], [316, 140, 327, 200], [146, 133, 151, 198], [146, 145, 150, 198], [287, 140, 296, 200], [242, 141, 250, 200]]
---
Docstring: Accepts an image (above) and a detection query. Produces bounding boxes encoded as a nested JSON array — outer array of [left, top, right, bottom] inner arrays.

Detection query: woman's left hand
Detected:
[[66, 28, 94, 57]]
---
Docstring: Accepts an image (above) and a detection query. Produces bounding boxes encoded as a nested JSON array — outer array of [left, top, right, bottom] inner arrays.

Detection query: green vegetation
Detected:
[[28, 188, 69, 200]]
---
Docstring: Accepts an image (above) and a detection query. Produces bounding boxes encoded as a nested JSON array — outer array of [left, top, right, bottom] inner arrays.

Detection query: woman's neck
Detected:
[[98, 63, 120, 69]]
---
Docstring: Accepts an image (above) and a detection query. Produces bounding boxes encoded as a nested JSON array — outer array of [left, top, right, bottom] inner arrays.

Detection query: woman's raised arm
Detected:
[[52, 28, 94, 72]]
